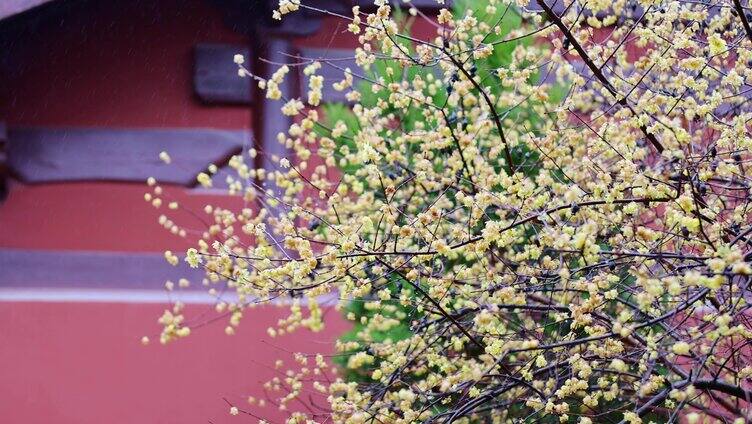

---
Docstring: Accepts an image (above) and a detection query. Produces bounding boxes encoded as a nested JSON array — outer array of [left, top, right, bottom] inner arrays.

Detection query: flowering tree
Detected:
[[147, 0, 752, 422]]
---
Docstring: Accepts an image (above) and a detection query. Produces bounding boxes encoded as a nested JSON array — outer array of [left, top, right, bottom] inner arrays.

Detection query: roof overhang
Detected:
[[0, 0, 56, 21]]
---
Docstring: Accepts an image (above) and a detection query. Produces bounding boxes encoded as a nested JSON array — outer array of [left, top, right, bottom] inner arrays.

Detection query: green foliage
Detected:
[[333, 275, 418, 382], [320, 0, 570, 383]]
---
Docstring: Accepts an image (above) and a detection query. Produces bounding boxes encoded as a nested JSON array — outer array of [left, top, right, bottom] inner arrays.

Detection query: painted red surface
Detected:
[[0, 0, 251, 129], [0, 301, 349, 424], [0, 181, 246, 252], [0, 2, 370, 423]]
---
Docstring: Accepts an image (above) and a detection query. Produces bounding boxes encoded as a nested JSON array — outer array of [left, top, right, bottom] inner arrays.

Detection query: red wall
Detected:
[[0, 302, 350, 424], [0, 181, 242, 252], [0, 2, 349, 423], [0, 0, 254, 253], [0, 0, 251, 129]]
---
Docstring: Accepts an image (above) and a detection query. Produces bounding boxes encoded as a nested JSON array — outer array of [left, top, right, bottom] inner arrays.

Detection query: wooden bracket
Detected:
[[193, 43, 252, 104]]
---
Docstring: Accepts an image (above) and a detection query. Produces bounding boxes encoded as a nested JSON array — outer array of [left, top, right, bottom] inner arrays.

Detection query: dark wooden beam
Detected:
[[255, 38, 296, 175], [7, 127, 251, 186], [0, 248, 207, 290], [194, 43, 253, 104]]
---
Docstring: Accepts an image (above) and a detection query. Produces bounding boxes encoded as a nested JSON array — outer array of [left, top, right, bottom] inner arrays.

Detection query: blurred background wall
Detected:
[[0, 0, 367, 421]]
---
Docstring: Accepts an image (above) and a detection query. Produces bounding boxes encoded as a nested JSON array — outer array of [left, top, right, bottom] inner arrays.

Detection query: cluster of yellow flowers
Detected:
[[146, 0, 752, 422], [273, 0, 300, 20]]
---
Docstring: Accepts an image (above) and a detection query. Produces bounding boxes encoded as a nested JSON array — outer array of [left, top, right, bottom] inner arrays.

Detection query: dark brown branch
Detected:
[[536, 0, 664, 153], [442, 50, 516, 175], [375, 257, 489, 354], [694, 379, 752, 402], [733, 0, 752, 44]]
